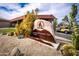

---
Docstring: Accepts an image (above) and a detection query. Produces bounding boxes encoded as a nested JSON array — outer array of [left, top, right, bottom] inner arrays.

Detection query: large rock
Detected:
[[2, 32, 7, 35], [7, 32, 14, 36], [10, 47, 21, 56]]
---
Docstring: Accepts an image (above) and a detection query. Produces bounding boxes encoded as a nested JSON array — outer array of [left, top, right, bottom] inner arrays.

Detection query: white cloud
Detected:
[[0, 3, 22, 19], [0, 3, 21, 10], [0, 9, 10, 19], [38, 3, 71, 23], [0, 3, 41, 19], [0, 3, 72, 23], [17, 3, 41, 15]]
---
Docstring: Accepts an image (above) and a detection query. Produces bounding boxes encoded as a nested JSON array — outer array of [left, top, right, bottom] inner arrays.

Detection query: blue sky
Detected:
[[0, 3, 79, 23]]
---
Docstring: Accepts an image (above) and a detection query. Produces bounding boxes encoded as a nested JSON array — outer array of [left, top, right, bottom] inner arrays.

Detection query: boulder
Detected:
[[10, 47, 21, 56], [8, 32, 14, 36], [2, 32, 7, 35], [18, 35, 24, 39]]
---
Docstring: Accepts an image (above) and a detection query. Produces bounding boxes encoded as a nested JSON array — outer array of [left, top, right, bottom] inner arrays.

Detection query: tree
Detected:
[[62, 16, 69, 23], [27, 11, 30, 14], [15, 21, 20, 36], [69, 4, 79, 50], [18, 10, 37, 37], [53, 18, 58, 32], [62, 15, 71, 30], [35, 8, 39, 15]]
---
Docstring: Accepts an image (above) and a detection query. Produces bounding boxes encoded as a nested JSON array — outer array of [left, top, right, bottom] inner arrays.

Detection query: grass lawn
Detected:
[[0, 28, 16, 33]]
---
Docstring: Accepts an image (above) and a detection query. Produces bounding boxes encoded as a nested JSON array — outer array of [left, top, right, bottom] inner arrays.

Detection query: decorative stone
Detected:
[[14, 32, 17, 36], [18, 35, 24, 39], [76, 50, 79, 56], [10, 47, 21, 56], [7, 32, 14, 36], [2, 32, 7, 35]]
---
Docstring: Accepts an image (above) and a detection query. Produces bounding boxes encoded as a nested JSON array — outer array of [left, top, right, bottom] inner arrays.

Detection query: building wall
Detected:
[[0, 21, 10, 28]]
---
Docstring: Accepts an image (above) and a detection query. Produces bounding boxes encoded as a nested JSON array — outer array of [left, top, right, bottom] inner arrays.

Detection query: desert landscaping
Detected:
[[0, 3, 79, 56]]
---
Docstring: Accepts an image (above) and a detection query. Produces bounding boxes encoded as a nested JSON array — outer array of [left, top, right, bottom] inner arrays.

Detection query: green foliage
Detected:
[[53, 18, 58, 31], [0, 28, 15, 33], [15, 21, 20, 36], [62, 16, 69, 22], [35, 8, 39, 15], [71, 4, 77, 18], [15, 10, 37, 36], [61, 44, 76, 56], [72, 31, 79, 50], [69, 4, 79, 50], [62, 15, 71, 29]]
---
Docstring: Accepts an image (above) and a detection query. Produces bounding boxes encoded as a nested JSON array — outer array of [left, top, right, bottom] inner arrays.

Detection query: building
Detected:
[[10, 15, 56, 27], [0, 15, 56, 28], [0, 19, 10, 28]]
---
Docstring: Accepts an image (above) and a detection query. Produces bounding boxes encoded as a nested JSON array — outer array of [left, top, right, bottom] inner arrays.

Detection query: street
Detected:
[[55, 32, 71, 40]]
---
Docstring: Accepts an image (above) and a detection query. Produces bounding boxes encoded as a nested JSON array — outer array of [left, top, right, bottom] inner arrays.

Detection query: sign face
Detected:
[[37, 21, 44, 29], [32, 19, 56, 43]]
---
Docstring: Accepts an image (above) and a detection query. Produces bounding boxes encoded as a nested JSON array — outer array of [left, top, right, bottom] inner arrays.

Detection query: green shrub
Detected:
[[15, 10, 37, 37], [15, 21, 20, 36], [61, 44, 76, 56], [69, 4, 79, 50]]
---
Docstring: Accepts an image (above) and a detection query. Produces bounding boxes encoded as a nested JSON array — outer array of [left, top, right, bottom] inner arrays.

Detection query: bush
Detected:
[[15, 10, 36, 37], [72, 33, 79, 50], [15, 22, 20, 36], [61, 44, 76, 56]]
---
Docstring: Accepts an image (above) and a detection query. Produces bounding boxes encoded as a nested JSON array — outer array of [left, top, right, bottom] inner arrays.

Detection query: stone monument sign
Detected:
[[32, 19, 56, 43]]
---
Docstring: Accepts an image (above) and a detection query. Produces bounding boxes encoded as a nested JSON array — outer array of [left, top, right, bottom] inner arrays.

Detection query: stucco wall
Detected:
[[0, 22, 10, 28]]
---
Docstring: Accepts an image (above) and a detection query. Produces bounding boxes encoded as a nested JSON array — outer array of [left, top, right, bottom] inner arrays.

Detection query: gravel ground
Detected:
[[0, 35, 62, 56]]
